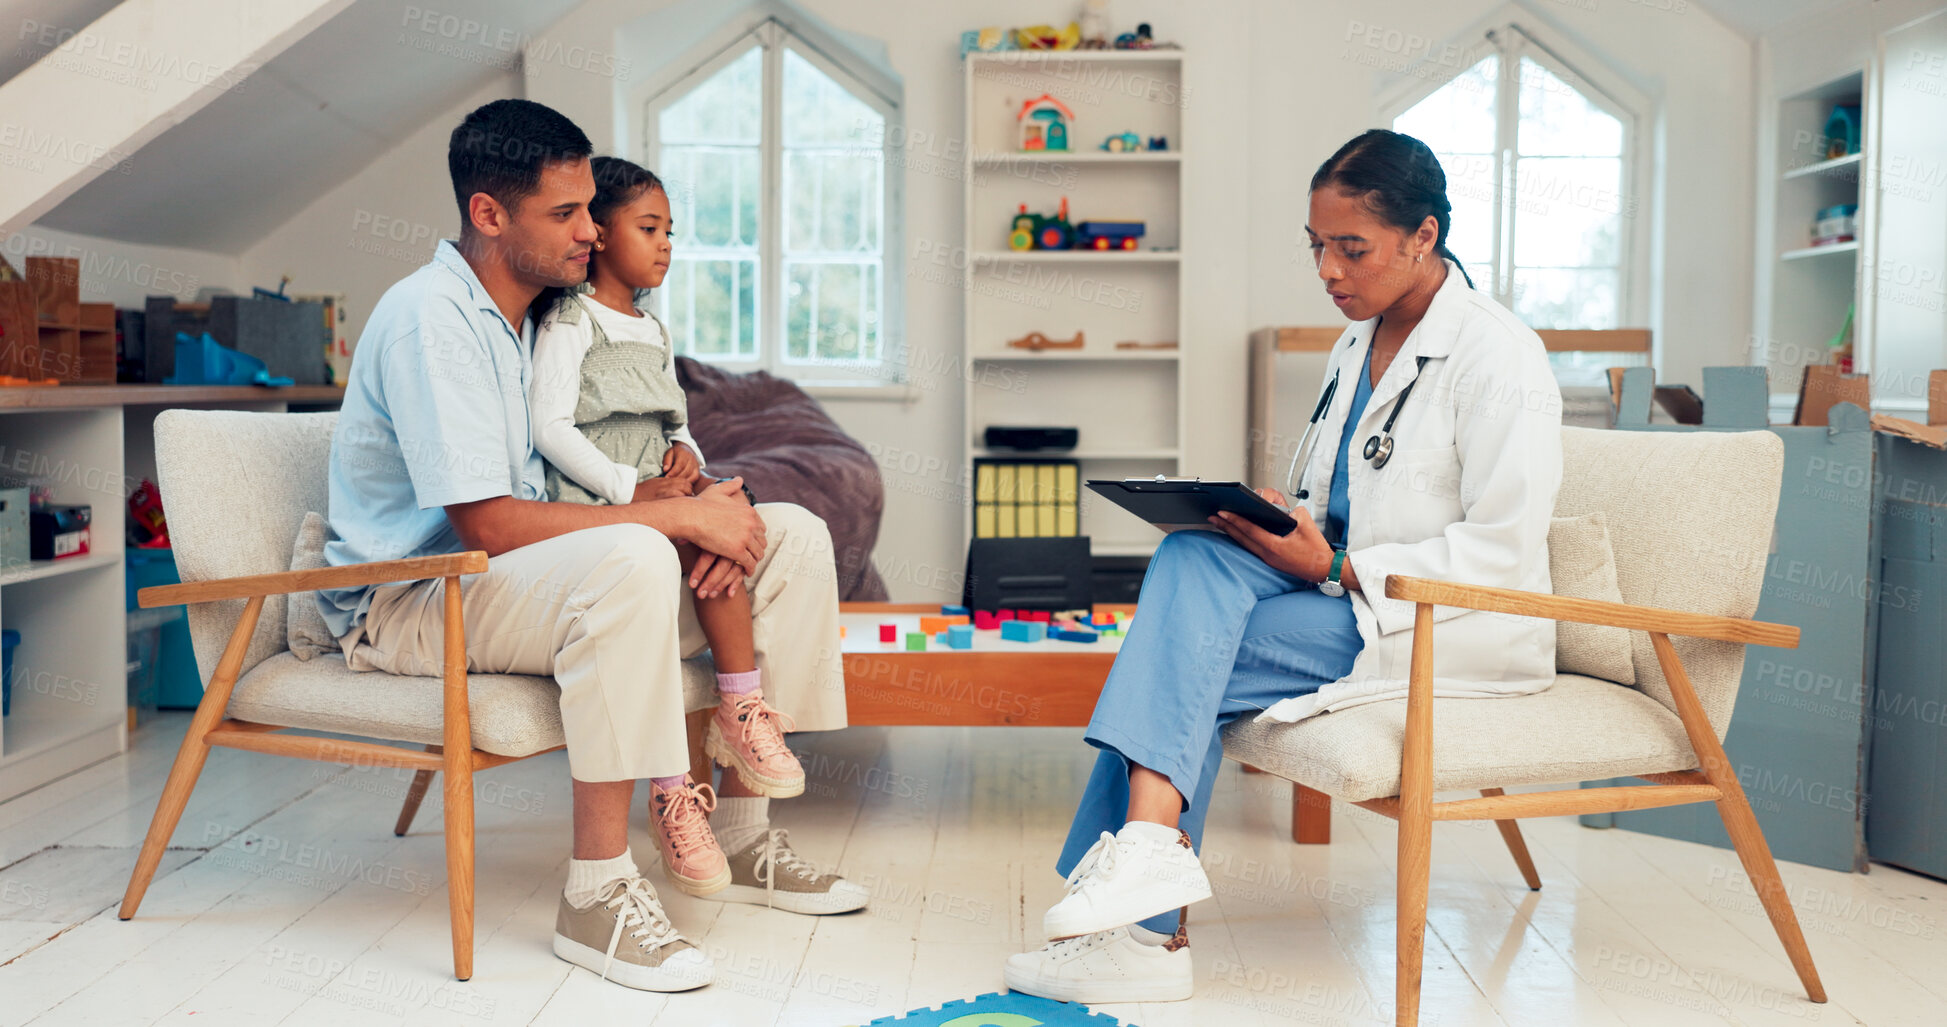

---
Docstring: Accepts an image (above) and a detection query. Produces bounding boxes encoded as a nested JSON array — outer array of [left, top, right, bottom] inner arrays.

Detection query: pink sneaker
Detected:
[[703, 691, 806, 798], [648, 779, 729, 897]]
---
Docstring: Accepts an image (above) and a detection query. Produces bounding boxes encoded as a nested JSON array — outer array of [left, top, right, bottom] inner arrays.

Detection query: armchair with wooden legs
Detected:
[[117, 410, 720, 981], [1222, 425, 1826, 1026]]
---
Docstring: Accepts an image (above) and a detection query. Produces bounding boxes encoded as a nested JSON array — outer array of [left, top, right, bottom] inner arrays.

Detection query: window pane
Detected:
[[1393, 56, 1498, 156], [1511, 267, 1618, 329], [657, 49, 762, 362], [1432, 152, 1495, 269], [782, 48, 881, 147], [657, 258, 758, 360], [1517, 56, 1621, 157], [781, 47, 884, 366], [785, 261, 880, 363], [659, 47, 761, 144], [1512, 156, 1623, 267]]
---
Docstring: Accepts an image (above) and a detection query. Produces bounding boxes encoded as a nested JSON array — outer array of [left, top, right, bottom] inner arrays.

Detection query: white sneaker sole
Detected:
[[552, 933, 713, 992], [711, 881, 870, 915], [661, 858, 732, 898], [704, 719, 805, 798], [1043, 871, 1211, 941], [1003, 956, 1193, 1003]]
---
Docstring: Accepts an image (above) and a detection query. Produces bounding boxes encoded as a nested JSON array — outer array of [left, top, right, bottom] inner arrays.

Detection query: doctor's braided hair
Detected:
[[1310, 129, 1475, 289]]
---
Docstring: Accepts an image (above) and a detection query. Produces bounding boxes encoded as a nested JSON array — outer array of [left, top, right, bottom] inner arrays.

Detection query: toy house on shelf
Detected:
[[1017, 94, 1074, 151]]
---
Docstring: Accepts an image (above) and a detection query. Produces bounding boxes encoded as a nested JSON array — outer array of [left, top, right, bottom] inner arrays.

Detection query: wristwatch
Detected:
[[739, 480, 757, 506], [1319, 549, 1347, 597]]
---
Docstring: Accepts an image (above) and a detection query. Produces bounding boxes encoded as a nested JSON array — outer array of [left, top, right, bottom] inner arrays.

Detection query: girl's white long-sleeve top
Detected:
[[529, 295, 704, 507]]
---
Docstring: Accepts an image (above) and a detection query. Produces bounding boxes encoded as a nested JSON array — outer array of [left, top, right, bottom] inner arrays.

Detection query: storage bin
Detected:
[[126, 607, 180, 728], [1, 629, 18, 716], [126, 548, 204, 708]]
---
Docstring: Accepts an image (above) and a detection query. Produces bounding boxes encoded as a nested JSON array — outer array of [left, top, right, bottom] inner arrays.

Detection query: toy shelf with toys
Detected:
[[960, 43, 1187, 560]]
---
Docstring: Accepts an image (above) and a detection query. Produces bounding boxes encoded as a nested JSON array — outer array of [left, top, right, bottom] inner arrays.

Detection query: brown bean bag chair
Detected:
[[675, 356, 888, 601]]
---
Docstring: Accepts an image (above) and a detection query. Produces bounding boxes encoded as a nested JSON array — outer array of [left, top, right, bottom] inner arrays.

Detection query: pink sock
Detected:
[[650, 775, 686, 791], [716, 669, 761, 695]]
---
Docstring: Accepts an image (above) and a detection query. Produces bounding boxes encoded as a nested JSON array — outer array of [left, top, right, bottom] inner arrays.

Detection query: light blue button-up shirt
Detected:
[[319, 240, 547, 638]]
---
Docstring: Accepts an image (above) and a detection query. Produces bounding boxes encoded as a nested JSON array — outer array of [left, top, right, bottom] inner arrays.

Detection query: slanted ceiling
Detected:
[[25, 0, 581, 252]]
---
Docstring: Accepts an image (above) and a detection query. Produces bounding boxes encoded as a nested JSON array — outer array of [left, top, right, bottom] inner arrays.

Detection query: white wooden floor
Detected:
[[0, 714, 1941, 1027]]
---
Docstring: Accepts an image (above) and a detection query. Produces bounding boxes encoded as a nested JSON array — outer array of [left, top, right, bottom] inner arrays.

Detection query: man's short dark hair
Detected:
[[447, 99, 593, 226]]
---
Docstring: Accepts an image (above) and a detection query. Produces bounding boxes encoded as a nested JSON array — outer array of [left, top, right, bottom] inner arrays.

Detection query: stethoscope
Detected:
[[1283, 346, 1432, 499]]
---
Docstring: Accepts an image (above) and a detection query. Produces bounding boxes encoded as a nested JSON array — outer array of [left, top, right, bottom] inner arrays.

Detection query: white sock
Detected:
[[564, 848, 637, 910], [713, 796, 770, 853], [1128, 924, 1174, 947], [1119, 820, 1183, 849]]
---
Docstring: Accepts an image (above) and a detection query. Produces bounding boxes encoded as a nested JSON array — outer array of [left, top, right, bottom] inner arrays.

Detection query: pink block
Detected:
[[1025, 610, 1051, 623], [997, 610, 1016, 621], [879, 623, 896, 643], [973, 610, 1000, 630]]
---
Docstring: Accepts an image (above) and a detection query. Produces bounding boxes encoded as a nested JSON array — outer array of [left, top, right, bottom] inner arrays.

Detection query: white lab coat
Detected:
[[1258, 260, 1564, 723]]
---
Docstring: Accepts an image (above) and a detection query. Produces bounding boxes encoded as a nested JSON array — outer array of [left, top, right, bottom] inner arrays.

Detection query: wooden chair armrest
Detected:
[[137, 552, 490, 609], [1384, 575, 1798, 649]]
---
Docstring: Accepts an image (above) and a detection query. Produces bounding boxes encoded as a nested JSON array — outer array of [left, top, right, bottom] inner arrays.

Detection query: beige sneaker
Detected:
[[712, 828, 870, 915], [553, 876, 712, 992]]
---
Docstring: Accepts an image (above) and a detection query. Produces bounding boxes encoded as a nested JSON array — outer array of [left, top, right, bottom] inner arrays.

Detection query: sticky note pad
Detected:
[[947, 624, 974, 649]]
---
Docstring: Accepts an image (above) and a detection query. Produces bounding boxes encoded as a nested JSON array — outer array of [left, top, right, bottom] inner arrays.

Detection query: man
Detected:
[[320, 98, 864, 993]]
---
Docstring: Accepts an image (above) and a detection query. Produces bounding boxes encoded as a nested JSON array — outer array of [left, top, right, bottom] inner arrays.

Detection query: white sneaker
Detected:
[[553, 876, 713, 992], [1004, 926, 1193, 1003], [1043, 825, 1211, 940]]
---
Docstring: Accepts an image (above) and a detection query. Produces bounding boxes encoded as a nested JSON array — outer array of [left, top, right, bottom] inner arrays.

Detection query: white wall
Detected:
[[2, 223, 236, 306], [239, 71, 522, 334], [224, 0, 1755, 603]]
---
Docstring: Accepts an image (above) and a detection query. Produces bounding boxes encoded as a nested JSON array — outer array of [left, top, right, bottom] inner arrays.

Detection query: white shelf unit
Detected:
[[1757, 71, 1866, 406], [0, 407, 128, 802], [960, 49, 1188, 558]]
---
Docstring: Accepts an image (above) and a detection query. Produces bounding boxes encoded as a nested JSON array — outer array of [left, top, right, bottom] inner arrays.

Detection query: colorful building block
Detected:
[[880, 623, 897, 643], [1023, 610, 1051, 623], [973, 610, 1001, 630], [905, 632, 928, 651], [947, 624, 975, 649], [935, 631, 949, 644], [941, 604, 970, 616], [1052, 626, 1099, 643], [997, 610, 1016, 621], [840, 625, 847, 639], [919, 614, 971, 635], [1001, 620, 1047, 643]]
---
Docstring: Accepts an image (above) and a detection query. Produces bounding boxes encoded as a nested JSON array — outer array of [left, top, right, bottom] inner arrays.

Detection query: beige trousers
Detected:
[[341, 503, 848, 782]]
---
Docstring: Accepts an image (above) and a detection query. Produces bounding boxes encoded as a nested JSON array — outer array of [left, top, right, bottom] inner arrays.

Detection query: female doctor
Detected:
[[1003, 129, 1564, 1005]]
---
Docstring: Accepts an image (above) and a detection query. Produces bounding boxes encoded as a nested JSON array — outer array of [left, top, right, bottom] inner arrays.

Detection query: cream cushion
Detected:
[[1549, 512, 1636, 685]]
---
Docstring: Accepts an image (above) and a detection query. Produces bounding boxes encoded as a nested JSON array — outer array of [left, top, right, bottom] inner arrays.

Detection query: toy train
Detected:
[[1009, 199, 1146, 252]]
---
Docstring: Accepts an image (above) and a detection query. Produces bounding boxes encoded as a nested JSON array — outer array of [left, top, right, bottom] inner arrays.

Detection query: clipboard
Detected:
[[1086, 478, 1298, 536]]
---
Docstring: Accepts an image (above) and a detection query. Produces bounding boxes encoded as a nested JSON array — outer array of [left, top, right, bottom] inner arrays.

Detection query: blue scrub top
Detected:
[[1324, 345, 1375, 550]]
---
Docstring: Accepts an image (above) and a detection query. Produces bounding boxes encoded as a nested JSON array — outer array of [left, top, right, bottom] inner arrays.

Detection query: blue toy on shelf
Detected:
[[163, 332, 295, 387], [1075, 221, 1146, 251]]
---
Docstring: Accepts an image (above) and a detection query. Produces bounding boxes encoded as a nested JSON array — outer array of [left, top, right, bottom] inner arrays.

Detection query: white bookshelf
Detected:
[[960, 49, 1188, 558], [1755, 70, 1867, 413]]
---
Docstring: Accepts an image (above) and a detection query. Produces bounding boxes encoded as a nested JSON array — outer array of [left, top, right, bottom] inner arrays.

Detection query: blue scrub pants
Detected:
[[1056, 529, 1364, 934]]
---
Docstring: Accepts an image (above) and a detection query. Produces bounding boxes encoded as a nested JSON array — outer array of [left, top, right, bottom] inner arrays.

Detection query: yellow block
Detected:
[[1056, 464, 1078, 503], [1036, 504, 1056, 536], [1057, 504, 1077, 535], [1037, 465, 1057, 508], [976, 505, 996, 538], [997, 504, 1016, 537], [997, 465, 1017, 504], [976, 464, 996, 503]]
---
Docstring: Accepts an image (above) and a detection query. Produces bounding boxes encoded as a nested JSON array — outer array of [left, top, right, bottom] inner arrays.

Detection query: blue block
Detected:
[[946, 624, 975, 649], [1000, 620, 1046, 643], [935, 631, 949, 644], [1052, 627, 1099, 643], [940, 604, 970, 616]]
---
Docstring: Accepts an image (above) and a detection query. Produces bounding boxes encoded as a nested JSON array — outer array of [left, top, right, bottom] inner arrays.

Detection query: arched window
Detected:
[[1387, 23, 1644, 381], [645, 18, 898, 382]]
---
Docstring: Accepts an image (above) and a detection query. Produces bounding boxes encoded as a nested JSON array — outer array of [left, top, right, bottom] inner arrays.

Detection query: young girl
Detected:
[[531, 157, 858, 914]]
